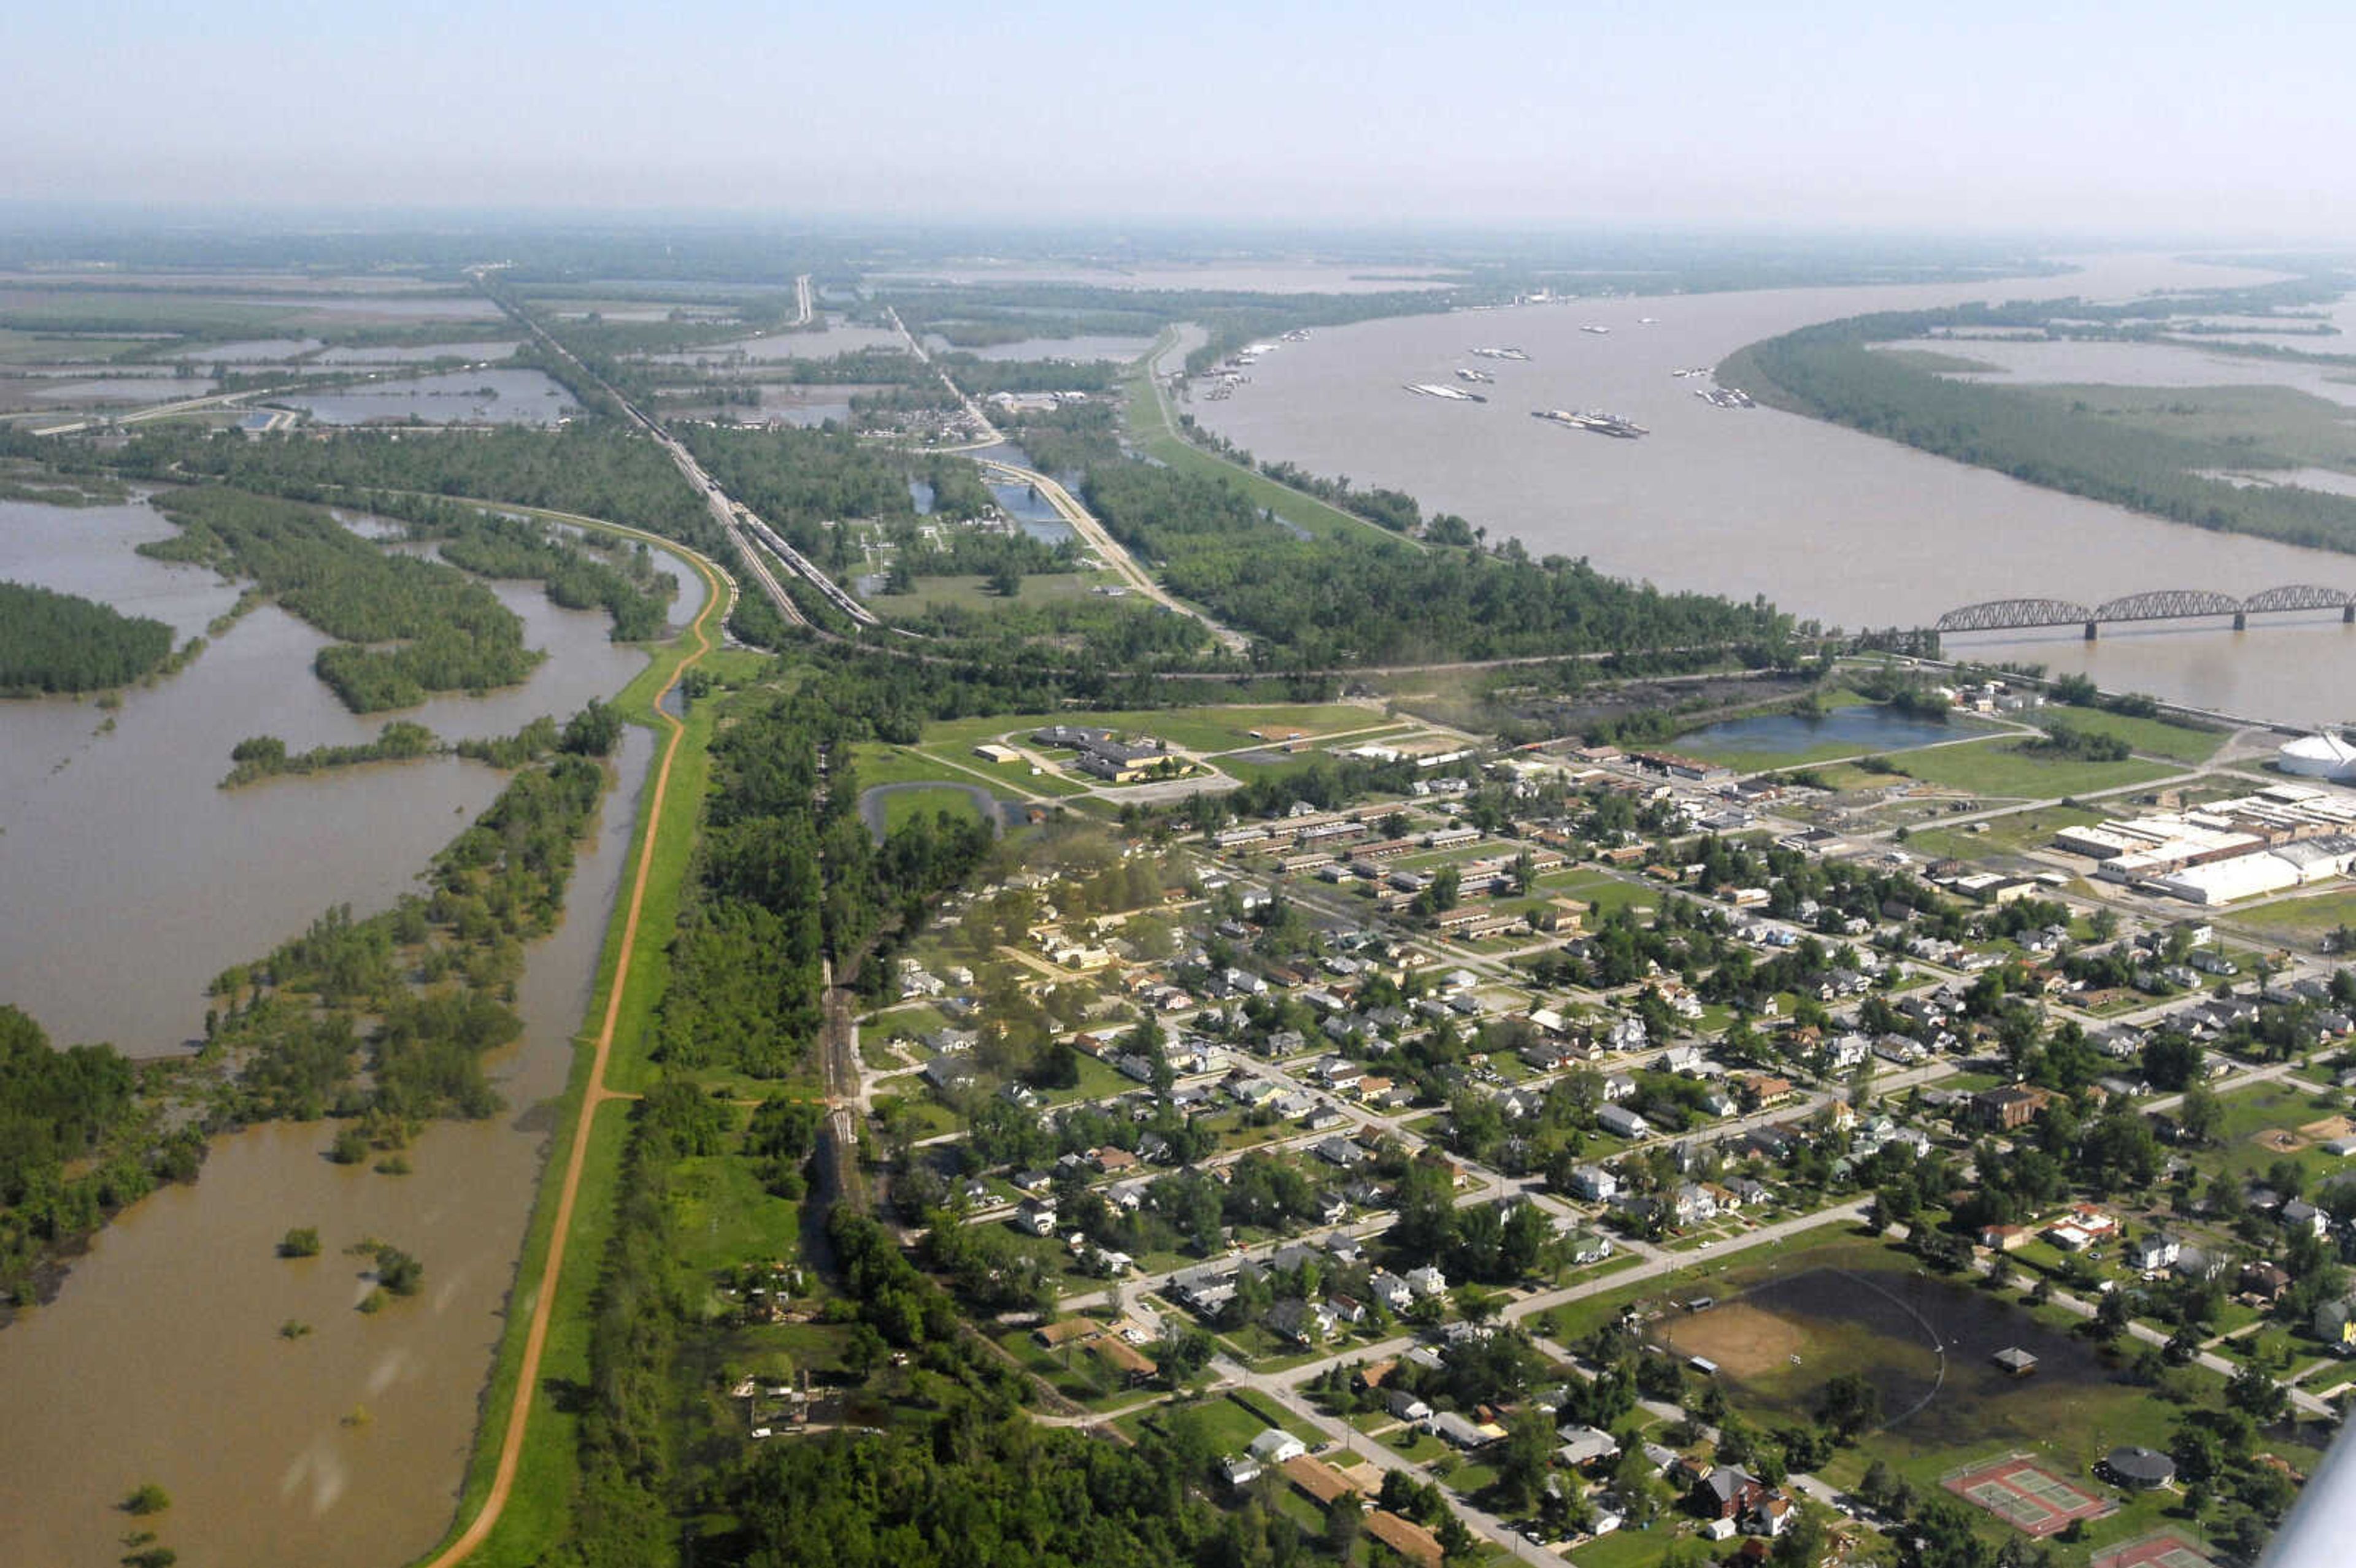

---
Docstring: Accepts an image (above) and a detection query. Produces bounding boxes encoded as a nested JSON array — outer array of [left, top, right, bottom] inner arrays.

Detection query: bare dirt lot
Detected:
[[1659, 1302, 1809, 1378]]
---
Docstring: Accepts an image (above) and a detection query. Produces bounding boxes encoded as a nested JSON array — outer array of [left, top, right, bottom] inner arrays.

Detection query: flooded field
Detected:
[[0, 722, 655, 1568], [1658, 1263, 2123, 1455], [648, 321, 905, 363], [1901, 335, 2356, 408], [0, 493, 691, 1054], [1676, 704, 1962, 758], [279, 367, 578, 426], [0, 491, 703, 1565], [925, 332, 1157, 362], [870, 261, 1459, 293], [311, 340, 522, 365]]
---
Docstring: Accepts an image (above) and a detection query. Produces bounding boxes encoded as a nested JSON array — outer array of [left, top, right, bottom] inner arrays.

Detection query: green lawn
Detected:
[[2025, 706, 2226, 765], [914, 701, 1391, 758], [1908, 804, 2106, 863], [877, 783, 988, 834], [670, 1145, 800, 1277], [2235, 886, 2356, 942], [1885, 737, 2177, 800]]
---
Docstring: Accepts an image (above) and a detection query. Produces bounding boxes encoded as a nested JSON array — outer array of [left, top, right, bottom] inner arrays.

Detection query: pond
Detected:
[[1675, 704, 1960, 758]]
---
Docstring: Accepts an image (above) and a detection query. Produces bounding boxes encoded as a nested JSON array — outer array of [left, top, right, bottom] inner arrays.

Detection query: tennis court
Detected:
[[1942, 1453, 2115, 1538], [2091, 1532, 2216, 1568]]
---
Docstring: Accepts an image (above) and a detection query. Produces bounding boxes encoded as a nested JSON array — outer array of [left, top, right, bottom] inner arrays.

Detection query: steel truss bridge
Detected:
[[1936, 585, 2356, 639]]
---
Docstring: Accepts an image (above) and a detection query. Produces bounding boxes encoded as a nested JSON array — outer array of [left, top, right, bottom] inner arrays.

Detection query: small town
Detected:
[[713, 671, 2356, 1568]]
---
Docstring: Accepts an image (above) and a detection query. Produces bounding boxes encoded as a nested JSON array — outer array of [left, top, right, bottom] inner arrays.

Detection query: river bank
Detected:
[[1183, 253, 2356, 724]]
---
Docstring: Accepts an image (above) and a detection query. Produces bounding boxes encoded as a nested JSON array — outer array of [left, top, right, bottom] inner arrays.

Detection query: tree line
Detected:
[[1081, 460, 1789, 667], [1722, 296, 2356, 556], [139, 486, 543, 712], [0, 580, 175, 696]]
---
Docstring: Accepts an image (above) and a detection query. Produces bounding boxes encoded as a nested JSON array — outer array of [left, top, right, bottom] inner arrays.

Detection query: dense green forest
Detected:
[[1082, 461, 1788, 666], [117, 424, 723, 559], [409, 507, 677, 640], [1722, 297, 2356, 555], [0, 580, 175, 695], [139, 487, 544, 711], [680, 425, 920, 560], [0, 1008, 198, 1308], [653, 672, 996, 1082]]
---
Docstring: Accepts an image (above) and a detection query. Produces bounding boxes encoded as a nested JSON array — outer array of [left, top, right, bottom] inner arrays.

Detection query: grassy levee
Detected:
[[1121, 331, 1419, 550], [404, 517, 730, 1567]]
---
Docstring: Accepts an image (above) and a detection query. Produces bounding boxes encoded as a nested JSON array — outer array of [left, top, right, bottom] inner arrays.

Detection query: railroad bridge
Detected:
[[1937, 585, 2356, 639]]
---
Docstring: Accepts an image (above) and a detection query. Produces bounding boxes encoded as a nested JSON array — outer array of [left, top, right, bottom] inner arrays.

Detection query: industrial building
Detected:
[[2055, 782, 2356, 903]]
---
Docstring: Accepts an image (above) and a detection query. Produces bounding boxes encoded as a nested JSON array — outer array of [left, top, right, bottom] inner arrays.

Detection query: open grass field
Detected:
[[876, 783, 989, 834], [2193, 1079, 2355, 1188], [1887, 737, 2178, 800], [866, 570, 1114, 618], [1909, 803, 2106, 862], [0, 328, 155, 364], [2025, 707, 2227, 766], [2231, 886, 2356, 942], [1548, 1228, 2282, 1564], [916, 701, 1392, 758], [849, 739, 1077, 800], [670, 1140, 801, 1278]]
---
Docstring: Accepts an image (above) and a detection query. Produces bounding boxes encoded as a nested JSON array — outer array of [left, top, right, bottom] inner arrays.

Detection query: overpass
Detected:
[[1938, 585, 2356, 639]]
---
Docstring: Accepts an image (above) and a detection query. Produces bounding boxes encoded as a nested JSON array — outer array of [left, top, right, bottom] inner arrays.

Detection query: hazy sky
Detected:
[[8, 0, 2354, 238]]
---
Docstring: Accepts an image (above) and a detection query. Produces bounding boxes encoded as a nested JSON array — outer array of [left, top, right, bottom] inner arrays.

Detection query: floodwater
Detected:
[[988, 479, 1074, 542], [0, 493, 703, 1564], [870, 261, 1458, 294], [1676, 705, 1960, 756], [1189, 254, 2356, 724], [0, 495, 684, 1052], [649, 322, 906, 363], [1664, 1264, 2120, 1455], [310, 340, 522, 366], [1911, 335, 2356, 409], [0, 726, 652, 1568], [280, 368, 579, 427], [924, 332, 1157, 363]]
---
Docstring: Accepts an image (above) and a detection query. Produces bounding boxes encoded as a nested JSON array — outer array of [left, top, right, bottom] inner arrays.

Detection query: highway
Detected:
[[974, 456, 1249, 653], [886, 306, 1003, 445], [471, 272, 878, 634]]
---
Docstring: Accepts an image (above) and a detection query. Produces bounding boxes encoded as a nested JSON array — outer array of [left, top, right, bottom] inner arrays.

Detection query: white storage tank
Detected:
[[2279, 732, 2356, 780]]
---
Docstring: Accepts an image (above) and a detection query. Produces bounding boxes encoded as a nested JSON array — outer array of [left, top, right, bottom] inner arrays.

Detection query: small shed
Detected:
[[1992, 1347, 2039, 1377]]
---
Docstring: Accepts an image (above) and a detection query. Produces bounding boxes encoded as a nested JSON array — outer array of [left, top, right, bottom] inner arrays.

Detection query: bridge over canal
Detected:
[[1938, 585, 2356, 639]]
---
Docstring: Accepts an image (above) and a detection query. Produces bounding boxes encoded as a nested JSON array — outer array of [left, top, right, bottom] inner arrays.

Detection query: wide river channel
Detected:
[[1190, 253, 2356, 725], [0, 493, 705, 1567]]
